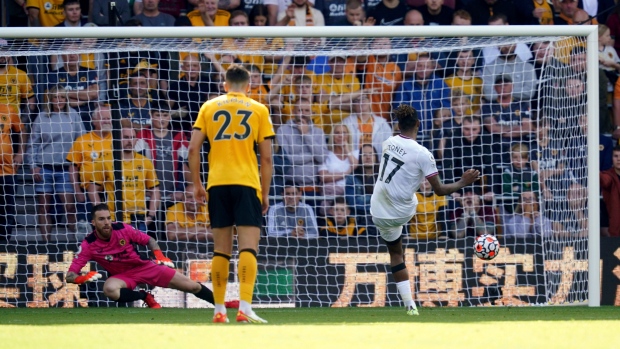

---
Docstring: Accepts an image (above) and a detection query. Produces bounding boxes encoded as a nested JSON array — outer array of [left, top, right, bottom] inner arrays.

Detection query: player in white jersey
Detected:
[[370, 105, 479, 316]]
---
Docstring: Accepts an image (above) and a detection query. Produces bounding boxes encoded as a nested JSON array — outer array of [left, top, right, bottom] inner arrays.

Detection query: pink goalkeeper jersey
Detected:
[[68, 222, 152, 276]]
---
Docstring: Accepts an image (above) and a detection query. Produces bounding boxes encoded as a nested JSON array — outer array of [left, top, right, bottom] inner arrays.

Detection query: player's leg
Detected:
[[233, 186, 267, 323], [106, 274, 161, 308], [208, 186, 236, 320], [373, 216, 419, 315]]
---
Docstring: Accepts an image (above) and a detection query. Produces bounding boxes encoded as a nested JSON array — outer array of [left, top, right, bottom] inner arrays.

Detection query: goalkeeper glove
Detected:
[[74, 271, 102, 285], [154, 250, 174, 268]]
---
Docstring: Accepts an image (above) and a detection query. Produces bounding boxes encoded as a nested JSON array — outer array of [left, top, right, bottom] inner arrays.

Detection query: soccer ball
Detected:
[[473, 234, 500, 260]]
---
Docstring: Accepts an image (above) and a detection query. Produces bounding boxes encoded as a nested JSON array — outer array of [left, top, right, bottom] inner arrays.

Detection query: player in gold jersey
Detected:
[[189, 65, 274, 324]]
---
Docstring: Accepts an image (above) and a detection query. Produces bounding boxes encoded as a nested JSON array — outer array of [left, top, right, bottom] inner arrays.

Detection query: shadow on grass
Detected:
[[0, 307, 619, 325]]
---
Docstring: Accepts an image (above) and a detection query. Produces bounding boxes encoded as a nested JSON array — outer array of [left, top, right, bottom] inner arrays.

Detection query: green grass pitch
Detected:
[[1, 307, 619, 349]]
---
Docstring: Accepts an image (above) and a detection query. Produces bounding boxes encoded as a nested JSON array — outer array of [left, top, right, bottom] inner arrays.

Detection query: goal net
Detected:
[[0, 27, 599, 308]]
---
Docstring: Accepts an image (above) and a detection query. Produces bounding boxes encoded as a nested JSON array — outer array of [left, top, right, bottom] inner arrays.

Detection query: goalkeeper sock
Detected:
[[396, 280, 414, 307], [211, 251, 231, 307], [116, 288, 146, 303], [193, 284, 215, 304], [238, 249, 258, 308]]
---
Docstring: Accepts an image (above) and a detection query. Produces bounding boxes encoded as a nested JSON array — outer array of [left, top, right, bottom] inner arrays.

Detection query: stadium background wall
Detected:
[[1, 237, 619, 308]]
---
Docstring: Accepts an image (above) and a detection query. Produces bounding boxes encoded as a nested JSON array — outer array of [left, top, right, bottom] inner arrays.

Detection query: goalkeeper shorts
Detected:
[[111, 262, 176, 290]]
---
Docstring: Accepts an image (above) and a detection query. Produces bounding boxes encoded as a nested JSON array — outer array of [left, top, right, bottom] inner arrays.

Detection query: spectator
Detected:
[[482, 75, 534, 152], [26, 0, 65, 27], [55, 0, 87, 27], [134, 0, 191, 18], [601, 146, 620, 237], [132, 0, 176, 26], [443, 116, 497, 185], [119, 73, 152, 129], [450, 186, 496, 238], [482, 43, 536, 102], [187, 0, 231, 26], [0, 52, 36, 120], [464, 0, 517, 25], [444, 49, 483, 112], [451, 8, 471, 25], [342, 93, 392, 154], [503, 191, 557, 238], [531, 119, 567, 206], [316, 55, 361, 130], [246, 64, 269, 104], [27, 86, 85, 242], [408, 179, 447, 239], [318, 123, 358, 196], [249, 4, 270, 26], [166, 184, 213, 241], [265, 0, 297, 25], [270, 75, 326, 127], [560, 182, 588, 238], [442, 90, 473, 136], [553, 0, 579, 25], [221, 12, 268, 73], [482, 14, 533, 65], [315, 0, 347, 25], [532, 0, 554, 24], [599, 24, 620, 85], [606, 3, 620, 53], [276, 101, 329, 187], [393, 52, 451, 136], [356, 37, 403, 121], [276, 0, 325, 26], [366, 0, 408, 26], [318, 197, 367, 237], [551, 77, 585, 148], [530, 41, 567, 113], [403, 8, 424, 25], [266, 184, 319, 237], [91, 0, 132, 26], [136, 100, 190, 203], [168, 54, 219, 131], [0, 103, 25, 243], [65, 105, 113, 220], [87, 121, 160, 231], [345, 143, 378, 215], [333, 0, 371, 25], [418, 0, 454, 25], [499, 143, 540, 202], [47, 41, 100, 130]]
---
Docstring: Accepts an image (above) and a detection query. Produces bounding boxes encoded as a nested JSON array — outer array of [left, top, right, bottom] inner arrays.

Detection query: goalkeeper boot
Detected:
[[141, 291, 162, 309], [406, 304, 419, 316], [225, 300, 240, 309], [213, 312, 229, 323], [236, 310, 268, 324]]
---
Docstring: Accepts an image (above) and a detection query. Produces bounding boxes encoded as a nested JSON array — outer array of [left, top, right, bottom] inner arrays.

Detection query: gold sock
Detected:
[[211, 251, 231, 305], [238, 249, 258, 304]]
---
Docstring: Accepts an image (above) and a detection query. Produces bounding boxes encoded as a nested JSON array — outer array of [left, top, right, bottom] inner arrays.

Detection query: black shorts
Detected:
[[208, 185, 262, 228]]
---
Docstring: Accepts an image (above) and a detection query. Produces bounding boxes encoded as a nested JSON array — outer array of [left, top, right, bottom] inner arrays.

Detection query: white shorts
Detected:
[[372, 215, 414, 243]]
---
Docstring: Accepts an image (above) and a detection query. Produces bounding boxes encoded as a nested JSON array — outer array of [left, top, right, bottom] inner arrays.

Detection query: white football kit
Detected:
[[370, 134, 439, 242]]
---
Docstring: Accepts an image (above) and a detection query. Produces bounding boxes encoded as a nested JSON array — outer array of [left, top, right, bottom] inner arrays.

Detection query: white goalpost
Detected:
[[0, 25, 600, 308]]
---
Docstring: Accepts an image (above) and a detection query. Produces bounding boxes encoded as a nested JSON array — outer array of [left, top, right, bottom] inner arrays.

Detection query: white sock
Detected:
[[239, 300, 253, 314], [214, 304, 226, 314], [396, 280, 415, 308]]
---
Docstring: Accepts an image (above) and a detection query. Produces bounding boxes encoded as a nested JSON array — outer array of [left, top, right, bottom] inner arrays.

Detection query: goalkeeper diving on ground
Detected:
[[65, 203, 238, 309]]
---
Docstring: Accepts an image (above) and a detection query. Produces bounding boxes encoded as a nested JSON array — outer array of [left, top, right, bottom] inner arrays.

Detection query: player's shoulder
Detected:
[[111, 222, 126, 231], [84, 232, 97, 243]]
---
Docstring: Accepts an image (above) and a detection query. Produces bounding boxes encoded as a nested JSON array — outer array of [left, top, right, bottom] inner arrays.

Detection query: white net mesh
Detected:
[[0, 33, 594, 308]]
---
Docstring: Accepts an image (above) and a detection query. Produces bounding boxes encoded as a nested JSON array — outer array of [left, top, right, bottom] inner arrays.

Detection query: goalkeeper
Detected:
[[66, 203, 237, 309]]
